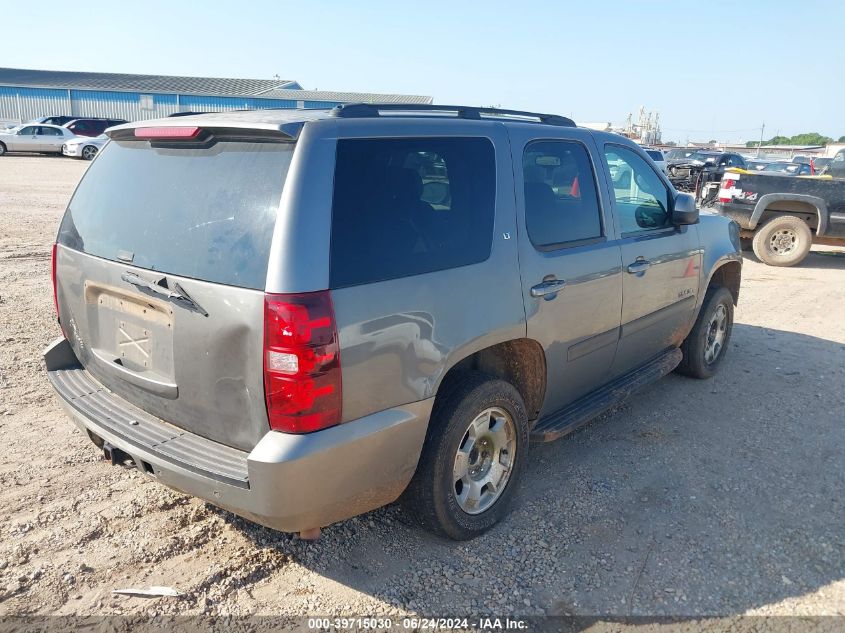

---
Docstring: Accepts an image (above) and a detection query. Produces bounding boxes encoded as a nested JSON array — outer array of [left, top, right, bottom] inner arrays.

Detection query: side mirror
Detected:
[[672, 192, 699, 225]]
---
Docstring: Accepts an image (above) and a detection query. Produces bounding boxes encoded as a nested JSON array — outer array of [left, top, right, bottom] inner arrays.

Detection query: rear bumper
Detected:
[[714, 202, 754, 229], [44, 337, 432, 532]]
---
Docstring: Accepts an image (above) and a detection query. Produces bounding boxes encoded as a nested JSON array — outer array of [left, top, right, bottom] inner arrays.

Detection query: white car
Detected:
[[62, 133, 109, 160], [643, 147, 668, 175], [0, 123, 76, 156]]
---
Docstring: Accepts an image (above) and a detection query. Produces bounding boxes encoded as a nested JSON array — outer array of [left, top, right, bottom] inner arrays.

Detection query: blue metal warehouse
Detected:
[[0, 67, 432, 123]]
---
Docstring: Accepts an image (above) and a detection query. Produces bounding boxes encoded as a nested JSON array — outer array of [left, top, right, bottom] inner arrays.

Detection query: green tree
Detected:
[[768, 135, 792, 145], [790, 132, 832, 146], [751, 132, 832, 147], [838, 135, 845, 143]]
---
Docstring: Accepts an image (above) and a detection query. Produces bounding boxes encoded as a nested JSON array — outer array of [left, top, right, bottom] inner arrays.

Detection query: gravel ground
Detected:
[[0, 155, 843, 621]]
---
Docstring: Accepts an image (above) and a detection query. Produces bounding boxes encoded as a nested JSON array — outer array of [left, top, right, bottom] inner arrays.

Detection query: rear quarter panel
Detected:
[[288, 119, 526, 422]]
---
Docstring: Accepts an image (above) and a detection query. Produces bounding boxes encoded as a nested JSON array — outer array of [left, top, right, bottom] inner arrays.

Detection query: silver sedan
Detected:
[[0, 124, 76, 156], [62, 133, 109, 160]]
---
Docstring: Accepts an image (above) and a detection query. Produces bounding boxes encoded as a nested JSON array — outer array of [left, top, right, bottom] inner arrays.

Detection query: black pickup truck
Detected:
[[711, 149, 845, 266]]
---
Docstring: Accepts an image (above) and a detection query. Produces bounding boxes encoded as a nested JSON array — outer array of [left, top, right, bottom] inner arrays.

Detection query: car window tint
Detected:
[[604, 145, 671, 234], [19, 126, 36, 135], [330, 137, 495, 288], [522, 140, 602, 248], [41, 127, 60, 136], [59, 140, 294, 290], [646, 150, 663, 161]]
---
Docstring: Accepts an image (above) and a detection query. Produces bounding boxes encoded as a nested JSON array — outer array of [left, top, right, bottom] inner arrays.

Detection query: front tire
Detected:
[[81, 145, 98, 161], [402, 372, 529, 540], [676, 286, 734, 379], [751, 216, 812, 266]]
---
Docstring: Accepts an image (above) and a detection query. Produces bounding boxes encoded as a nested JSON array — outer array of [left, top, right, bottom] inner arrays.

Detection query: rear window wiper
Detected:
[[121, 271, 209, 317]]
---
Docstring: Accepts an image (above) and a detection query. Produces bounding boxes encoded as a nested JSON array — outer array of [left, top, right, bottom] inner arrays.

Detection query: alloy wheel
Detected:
[[704, 304, 728, 365], [452, 407, 516, 515]]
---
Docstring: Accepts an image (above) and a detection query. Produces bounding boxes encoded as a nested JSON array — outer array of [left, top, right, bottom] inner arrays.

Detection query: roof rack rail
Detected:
[[331, 103, 575, 127]]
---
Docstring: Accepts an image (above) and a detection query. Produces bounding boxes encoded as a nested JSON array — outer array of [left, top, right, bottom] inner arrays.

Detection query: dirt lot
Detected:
[[0, 155, 843, 620]]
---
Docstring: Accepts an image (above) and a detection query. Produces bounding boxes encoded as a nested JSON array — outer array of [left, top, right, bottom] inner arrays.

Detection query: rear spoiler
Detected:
[[107, 121, 304, 143]]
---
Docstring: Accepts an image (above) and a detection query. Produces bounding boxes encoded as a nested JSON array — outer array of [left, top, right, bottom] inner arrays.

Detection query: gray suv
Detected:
[[44, 104, 742, 540]]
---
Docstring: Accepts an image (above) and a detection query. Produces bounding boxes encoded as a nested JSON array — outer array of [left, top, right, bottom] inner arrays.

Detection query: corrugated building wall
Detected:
[[0, 86, 338, 122]]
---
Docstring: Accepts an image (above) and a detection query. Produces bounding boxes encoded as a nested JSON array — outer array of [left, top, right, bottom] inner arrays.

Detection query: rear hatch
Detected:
[[54, 126, 295, 451]]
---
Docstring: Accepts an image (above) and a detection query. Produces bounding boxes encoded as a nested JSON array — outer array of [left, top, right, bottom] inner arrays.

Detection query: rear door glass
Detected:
[[330, 137, 495, 288], [58, 140, 294, 289]]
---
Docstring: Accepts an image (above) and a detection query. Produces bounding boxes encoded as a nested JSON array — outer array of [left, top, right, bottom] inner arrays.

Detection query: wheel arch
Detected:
[[706, 260, 741, 305], [750, 193, 828, 235], [432, 338, 547, 422]]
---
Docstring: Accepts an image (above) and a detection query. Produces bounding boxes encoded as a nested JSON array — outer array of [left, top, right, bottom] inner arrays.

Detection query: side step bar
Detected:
[[530, 347, 683, 443]]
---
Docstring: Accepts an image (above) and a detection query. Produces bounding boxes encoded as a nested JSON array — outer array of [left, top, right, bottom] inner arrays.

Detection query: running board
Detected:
[[530, 347, 683, 443]]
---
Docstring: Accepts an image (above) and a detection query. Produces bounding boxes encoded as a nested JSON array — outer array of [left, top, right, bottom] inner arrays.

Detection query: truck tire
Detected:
[[676, 286, 734, 379], [402, 371, 529, 540], [751, 215, 812, 266]]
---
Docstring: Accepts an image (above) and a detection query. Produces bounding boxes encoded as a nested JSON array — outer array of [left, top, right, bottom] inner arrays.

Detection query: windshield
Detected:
[[665, 148, 695, 160], [763, 162, 792, 172], [690, 152, 718, 162], [58, 139, 294, 290]]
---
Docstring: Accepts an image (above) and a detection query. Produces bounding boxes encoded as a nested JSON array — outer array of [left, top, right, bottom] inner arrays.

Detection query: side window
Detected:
[[19, 126, 36, 135], [41, 127, 60, 136], [522, 140, 603, 248], [330, 137, 496, 288], [604, 145, 671, 234]]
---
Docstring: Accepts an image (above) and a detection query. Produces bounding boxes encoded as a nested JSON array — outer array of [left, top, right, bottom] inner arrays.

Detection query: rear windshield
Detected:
[[59, 139, 293, 289]]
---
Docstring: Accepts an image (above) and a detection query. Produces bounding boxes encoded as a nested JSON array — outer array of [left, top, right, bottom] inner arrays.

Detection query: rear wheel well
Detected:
[[437, 339, 546, 421], [759, 204, 818, 231], [709, 261, 741, 305]]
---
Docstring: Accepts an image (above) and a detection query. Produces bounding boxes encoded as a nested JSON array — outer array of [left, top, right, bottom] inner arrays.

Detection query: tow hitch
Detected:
[[102, 442, 135, 469]]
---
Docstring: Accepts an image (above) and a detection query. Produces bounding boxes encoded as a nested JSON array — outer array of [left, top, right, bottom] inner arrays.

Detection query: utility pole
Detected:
[[757, 122, 765, 157]]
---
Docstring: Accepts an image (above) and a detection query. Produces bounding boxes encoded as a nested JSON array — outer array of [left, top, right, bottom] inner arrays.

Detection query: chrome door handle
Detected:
[[530, 279, 567, 298], [626, 260, 652, 274]]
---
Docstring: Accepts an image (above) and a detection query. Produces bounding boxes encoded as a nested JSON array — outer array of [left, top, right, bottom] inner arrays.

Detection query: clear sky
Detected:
[[4, 0, 842, 143]]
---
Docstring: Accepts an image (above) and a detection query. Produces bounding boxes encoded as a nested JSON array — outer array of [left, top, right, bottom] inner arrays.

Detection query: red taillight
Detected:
[[719, 178, 736, 204], [133, 126, 200, 139], [263, 291, 342, 433]]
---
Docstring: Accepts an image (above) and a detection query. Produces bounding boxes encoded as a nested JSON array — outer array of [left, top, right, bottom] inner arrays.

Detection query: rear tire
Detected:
[[0, 142, 6, 156], [402, 372, 529, 540], [676, 286, 734, 379], [751, 216, 812, 266]]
